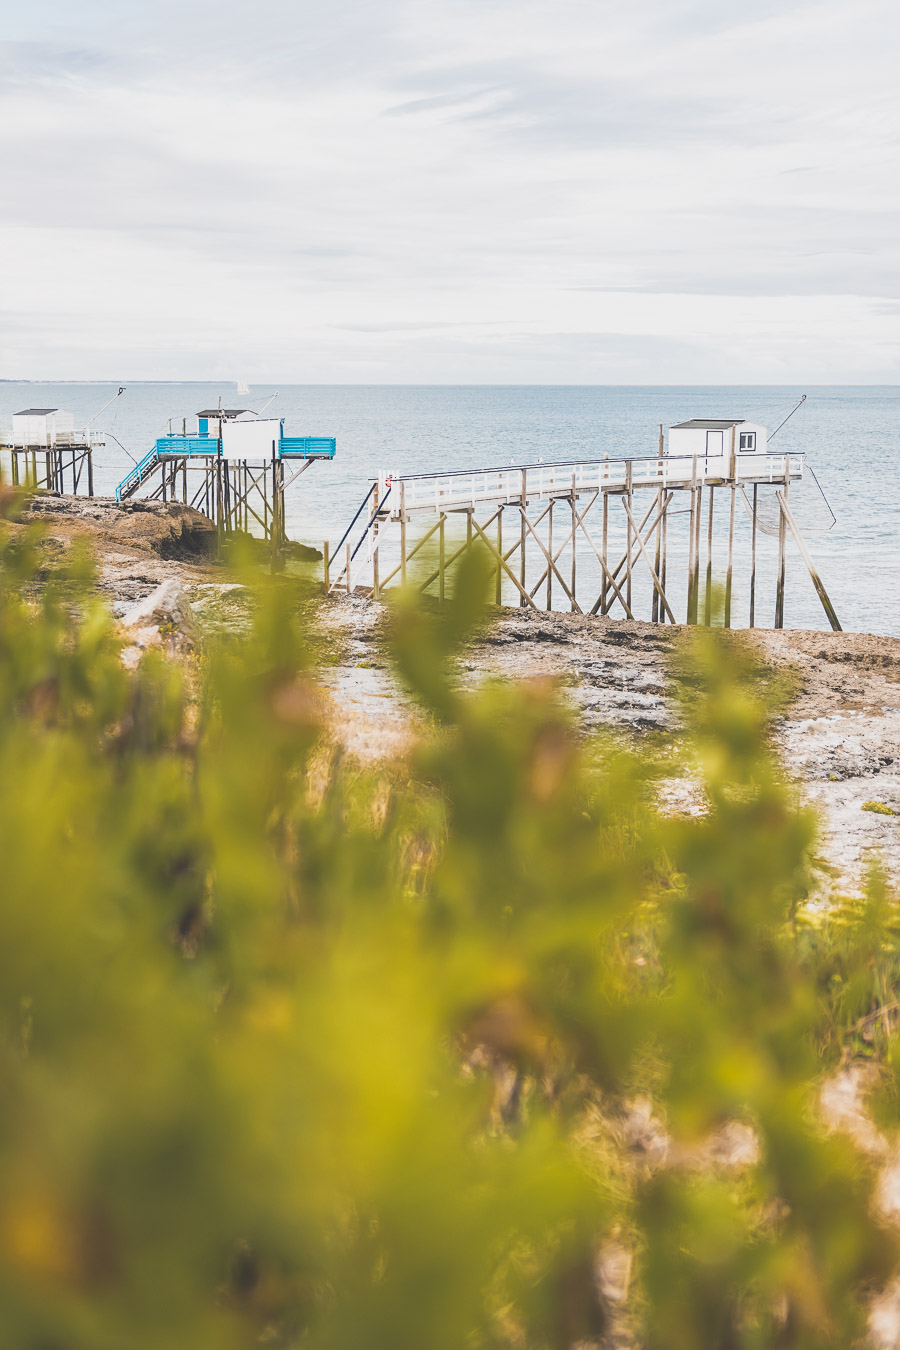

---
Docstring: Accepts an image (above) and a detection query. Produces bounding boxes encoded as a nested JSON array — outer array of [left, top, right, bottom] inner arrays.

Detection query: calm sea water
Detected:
[[2, 383, 898, 637]]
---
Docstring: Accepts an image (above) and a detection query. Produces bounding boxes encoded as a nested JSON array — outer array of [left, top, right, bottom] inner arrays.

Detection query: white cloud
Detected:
[[1, 0, 898, 379]]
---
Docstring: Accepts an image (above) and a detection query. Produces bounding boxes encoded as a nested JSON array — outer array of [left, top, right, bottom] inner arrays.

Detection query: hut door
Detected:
[[706, 429, 724, 472]]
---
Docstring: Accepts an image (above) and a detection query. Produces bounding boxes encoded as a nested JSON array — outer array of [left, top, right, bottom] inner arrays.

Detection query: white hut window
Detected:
[[739, 432, 756, 452]]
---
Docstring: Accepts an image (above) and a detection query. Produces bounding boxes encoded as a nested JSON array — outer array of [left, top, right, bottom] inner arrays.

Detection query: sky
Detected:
[[1, 0, 898, 382]]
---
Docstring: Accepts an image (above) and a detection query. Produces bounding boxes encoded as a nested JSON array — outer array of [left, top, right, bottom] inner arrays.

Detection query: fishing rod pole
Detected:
[[84, 385, 126, 430], [768, 393, 806, 441]]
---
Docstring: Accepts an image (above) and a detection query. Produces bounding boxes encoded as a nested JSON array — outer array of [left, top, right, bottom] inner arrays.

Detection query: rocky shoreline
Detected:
[[14, 494, 900, 896]]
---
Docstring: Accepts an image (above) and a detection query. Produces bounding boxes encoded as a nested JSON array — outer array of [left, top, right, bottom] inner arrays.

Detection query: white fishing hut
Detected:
[[11, 407, 76, 448], [196, 408, 256, 438], [667, 418, 768, 474]]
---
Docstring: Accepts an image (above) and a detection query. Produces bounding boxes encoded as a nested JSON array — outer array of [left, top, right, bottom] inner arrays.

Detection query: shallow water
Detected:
[[1, 383, 898, 635]]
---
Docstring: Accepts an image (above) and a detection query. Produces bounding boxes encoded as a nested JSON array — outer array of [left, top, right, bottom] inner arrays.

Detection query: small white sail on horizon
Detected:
[[236, 379, 251, 397]]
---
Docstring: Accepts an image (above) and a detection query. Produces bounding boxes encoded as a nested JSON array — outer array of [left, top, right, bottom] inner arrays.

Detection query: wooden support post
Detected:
[[775, 462, 790, 629], [87, 450, 94, 499], [519, 470, 527, 607], [687, 457, 698, 623], [776, 489, 842, 632], [496, 508, 503, 605], [546, 500, 553, 610], [570, 475, 577, 612], [692, 482, 703, 623], [704, 485, 715, 625], [372, 481, 380, 600], [660, 491, 669, 620], [749, 483, 758, 627], [400, 481, 407, 587], [439, 513, 446, 602], [725, 482, 736, 629], [600, 489, 609, 614], [651, 485, 662, 622], [625, 459, 634, 613], [346, 540, 352, 595]]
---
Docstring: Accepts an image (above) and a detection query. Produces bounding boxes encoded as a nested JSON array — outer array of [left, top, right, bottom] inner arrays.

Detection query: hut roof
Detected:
[[196, 408, 254, 419], [670, 418, 746, 430]]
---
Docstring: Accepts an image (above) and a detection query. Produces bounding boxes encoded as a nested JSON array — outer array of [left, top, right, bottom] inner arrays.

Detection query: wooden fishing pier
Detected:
[[328, 420, 841, 631], [113, 409, 336, 542]]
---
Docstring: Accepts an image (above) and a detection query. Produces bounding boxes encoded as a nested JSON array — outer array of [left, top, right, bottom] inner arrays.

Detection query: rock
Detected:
[[111, 502, 216, 559], [120, 578, 199, 667]]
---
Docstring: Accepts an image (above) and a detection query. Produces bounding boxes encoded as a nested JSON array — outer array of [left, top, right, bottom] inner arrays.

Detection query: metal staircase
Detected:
[[115, 446, 160, 502]]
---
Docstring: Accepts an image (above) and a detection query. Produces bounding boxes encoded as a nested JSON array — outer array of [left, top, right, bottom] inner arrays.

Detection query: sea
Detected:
[[1, 383, 898, 638]]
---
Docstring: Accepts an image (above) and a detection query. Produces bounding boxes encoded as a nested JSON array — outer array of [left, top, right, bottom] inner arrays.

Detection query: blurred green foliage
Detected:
[[1, 488, 900, 1349]]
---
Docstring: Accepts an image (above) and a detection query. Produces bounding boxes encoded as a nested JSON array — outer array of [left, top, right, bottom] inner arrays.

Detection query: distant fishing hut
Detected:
[[115, 406, 336, 543], [3, 406, 104, 495], [329, 404, 840, 632]]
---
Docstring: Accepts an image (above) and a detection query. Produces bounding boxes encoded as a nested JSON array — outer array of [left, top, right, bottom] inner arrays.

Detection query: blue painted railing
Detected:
[[279, 436, 336, 457], [153, 435, 218, 457]]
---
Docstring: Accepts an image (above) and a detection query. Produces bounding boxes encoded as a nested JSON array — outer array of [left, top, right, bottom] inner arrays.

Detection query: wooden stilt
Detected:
[[570, 476, 577, 612], [496, 509, 503, 605], [346, 540, 352, 594], [687, 457, 698, 623], [439, 513, 446, 601], [725, 482, 736, 628], [777, 461, 788, 629], [776, 489, 842, 632], [775, 463, 789, 628], [546, 500, 553, 610], [651, 485, 662, 622], [704, 485, 714, 625], [660, 491, 669, 620], [372, 482, 381, 600], [601, 489, 609, 614], [400, 481, 407, 587], [625, 460, 634, 613], [749, 483, 758, 627], [519, 470, 527, 607]]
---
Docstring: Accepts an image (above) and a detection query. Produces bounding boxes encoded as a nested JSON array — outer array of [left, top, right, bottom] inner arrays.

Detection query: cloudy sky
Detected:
[[1, 0, 898, 382]]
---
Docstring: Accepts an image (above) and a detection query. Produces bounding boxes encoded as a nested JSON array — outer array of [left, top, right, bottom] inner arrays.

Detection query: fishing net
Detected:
[[740, 464, 835, 537]]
